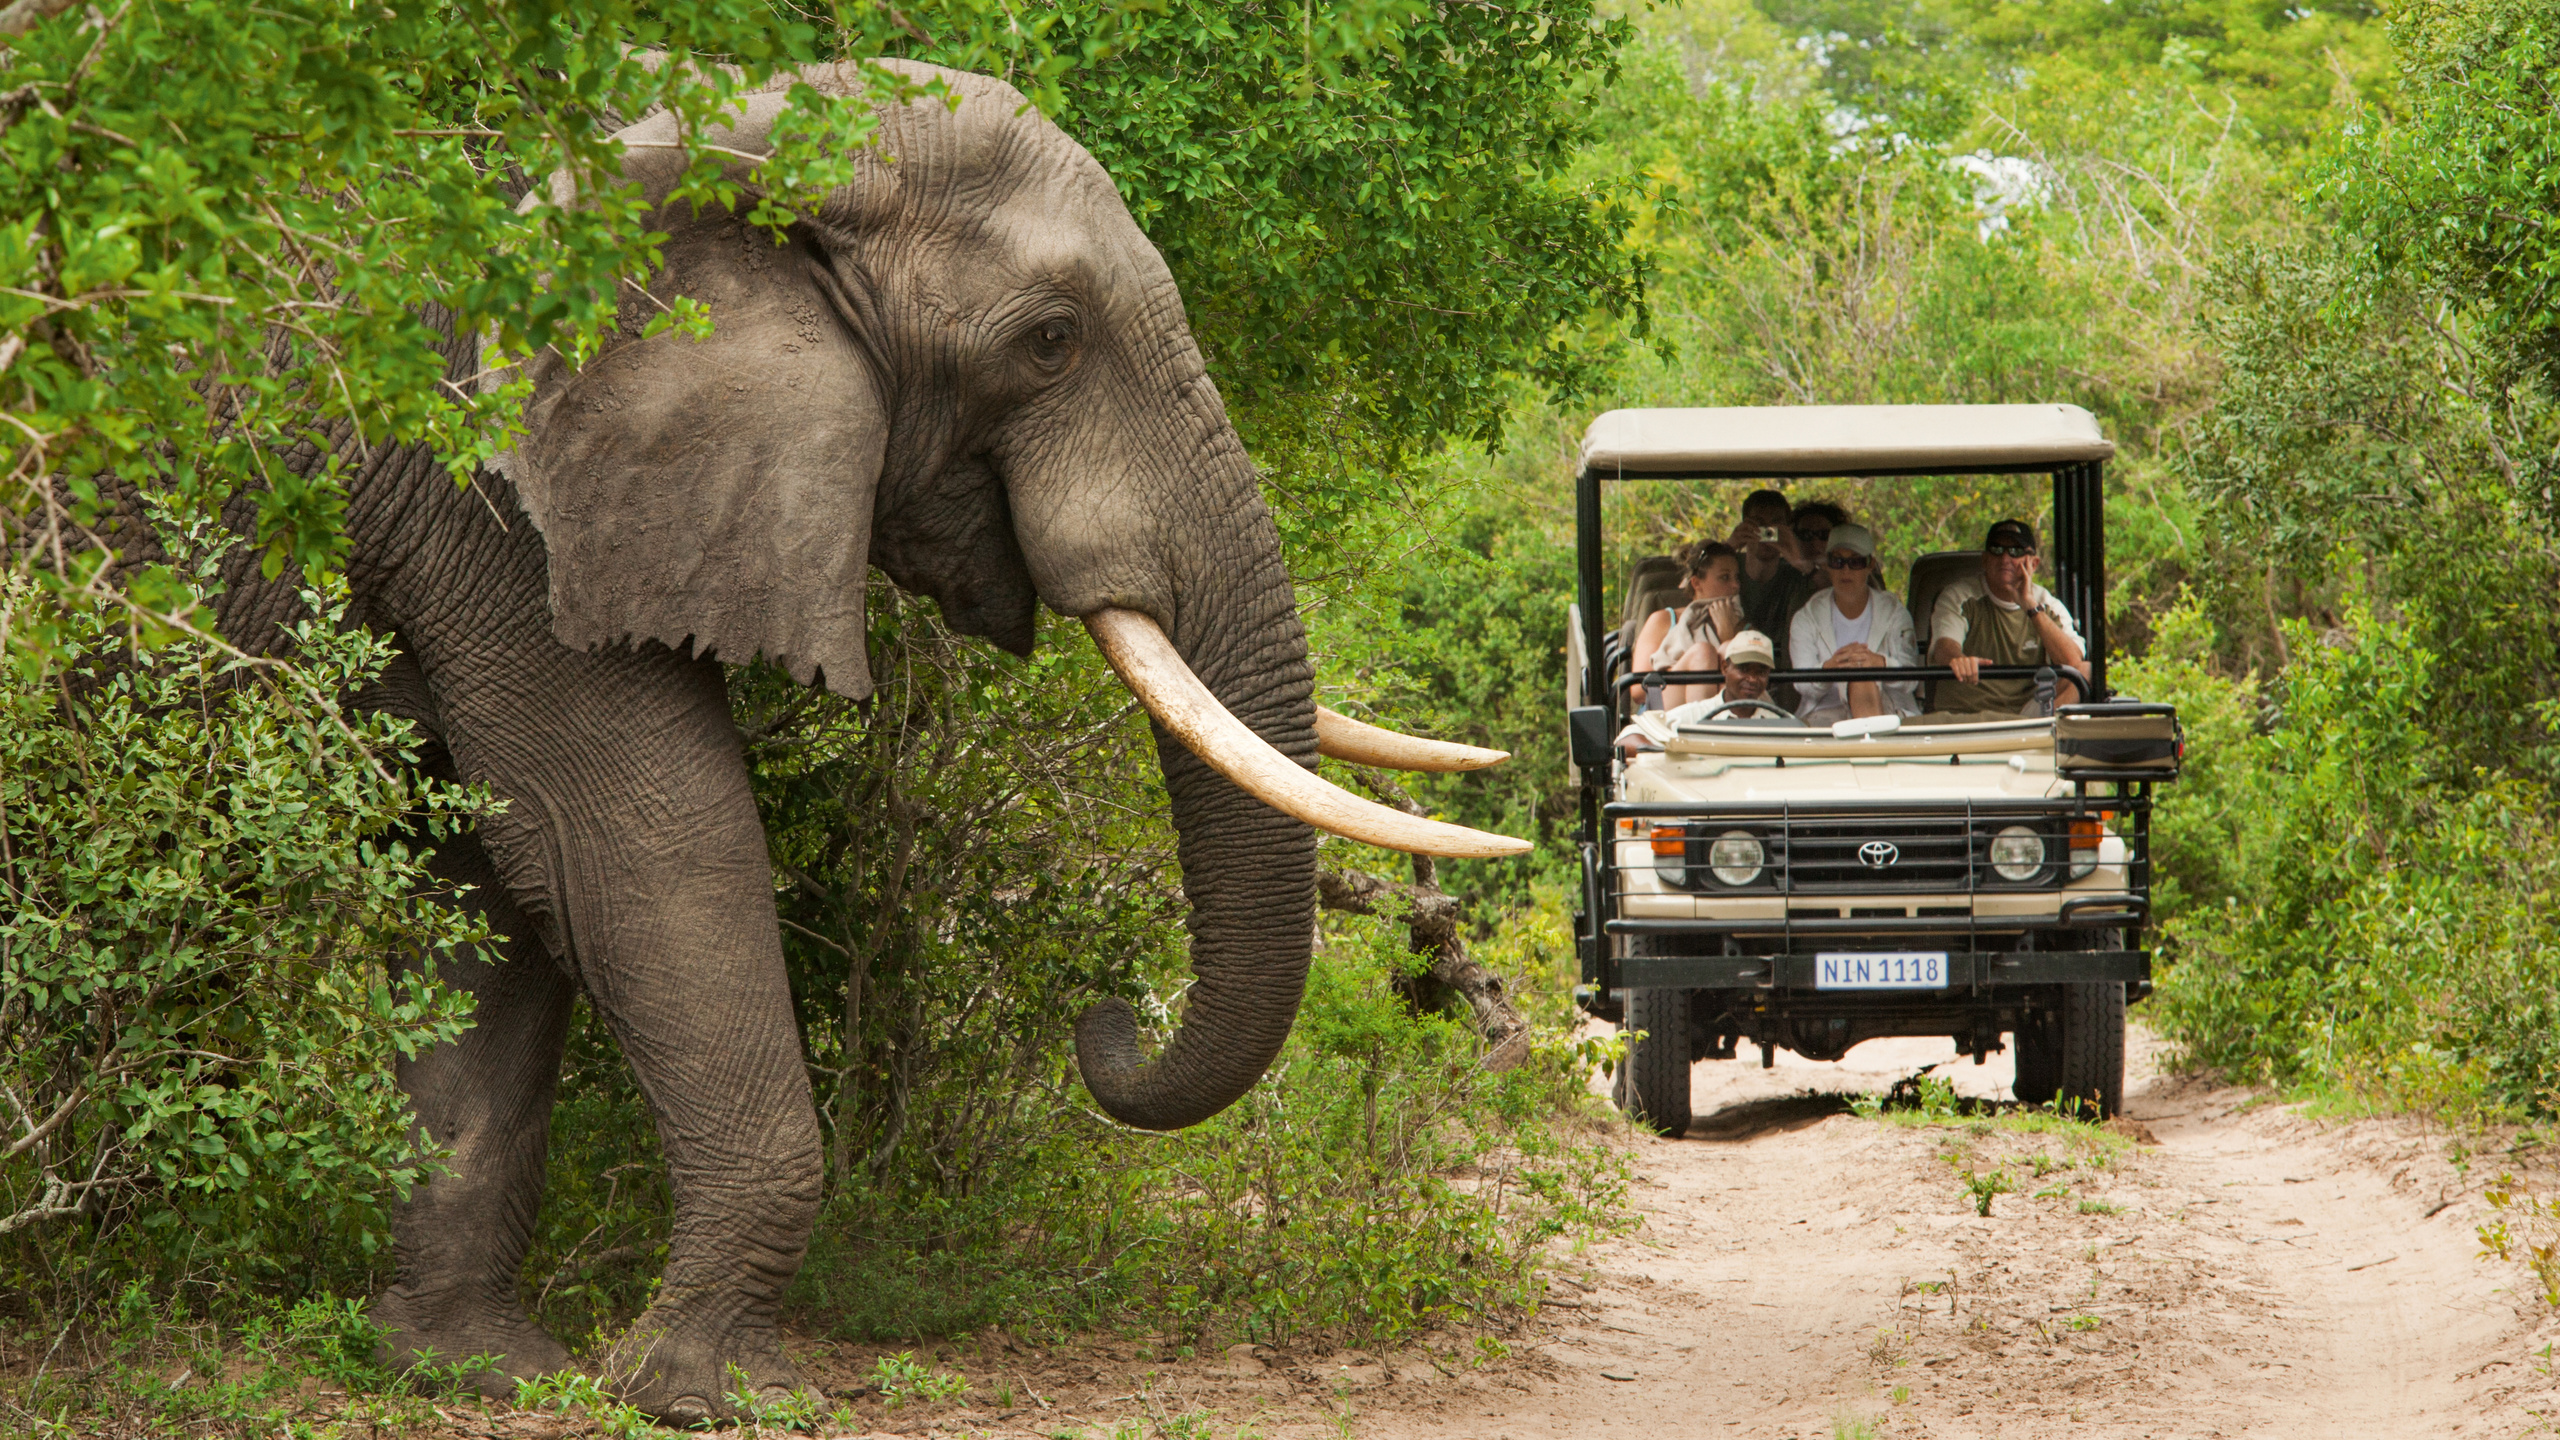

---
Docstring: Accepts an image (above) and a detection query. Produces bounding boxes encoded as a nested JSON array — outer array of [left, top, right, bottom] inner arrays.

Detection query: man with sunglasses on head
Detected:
[[1790, 499, 1851, 591], [1927, 518, 2089, 716]]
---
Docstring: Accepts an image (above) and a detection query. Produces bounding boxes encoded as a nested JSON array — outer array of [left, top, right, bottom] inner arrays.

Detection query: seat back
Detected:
[[1903, 550, 1982, 648], [1902, 550, 1984, 710], [1619, 553, 1685, 640]]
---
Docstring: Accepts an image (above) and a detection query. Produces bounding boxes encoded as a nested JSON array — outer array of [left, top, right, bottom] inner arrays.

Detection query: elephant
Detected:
[[84, 60, 1523, 1421]]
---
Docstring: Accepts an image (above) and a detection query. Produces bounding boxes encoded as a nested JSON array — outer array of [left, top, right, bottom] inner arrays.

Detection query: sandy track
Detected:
[[745, 1026, 2560, 1440], [1395, 1028, 2550, 1440], [379, 1028, 2560, 1439]]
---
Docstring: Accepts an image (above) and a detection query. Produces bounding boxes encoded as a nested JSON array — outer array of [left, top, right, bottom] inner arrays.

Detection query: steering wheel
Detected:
[[1693, 696, 1808, 727]]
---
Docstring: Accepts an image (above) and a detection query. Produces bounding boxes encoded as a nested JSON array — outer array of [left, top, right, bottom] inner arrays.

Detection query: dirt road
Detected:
[[1358, 1029, 2558, 1440], [783, 1026, 2560, 1439]]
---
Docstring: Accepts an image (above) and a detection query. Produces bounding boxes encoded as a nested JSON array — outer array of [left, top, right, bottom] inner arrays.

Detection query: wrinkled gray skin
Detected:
[[132, 62, 1316, 1422]]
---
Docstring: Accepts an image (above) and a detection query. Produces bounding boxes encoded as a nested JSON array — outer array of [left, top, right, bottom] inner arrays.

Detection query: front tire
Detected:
[[2011, 983, 2125, 1117], [1618, 987, 1693, 1137]]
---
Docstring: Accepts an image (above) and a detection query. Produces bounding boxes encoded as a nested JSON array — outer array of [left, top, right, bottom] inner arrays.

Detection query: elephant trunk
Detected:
[[1070, 545, 1320, 1132]]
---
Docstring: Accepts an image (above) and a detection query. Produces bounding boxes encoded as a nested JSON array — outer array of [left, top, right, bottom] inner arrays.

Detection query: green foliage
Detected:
[[0, 550, 484, 1314], [1750, 0, 2390, 148], [2143, 600, 2560, 1117], [2110, 595, 2269, 923], [1038, 0, 1645, 441], [1979, 0, 2560, 1122], [1, 1277, 501, 1432], [2332, 0, 2560, 389], [0, 0, 989, 634], [784, 894, 1630, 1350], [868, 1350, 970, 1408]]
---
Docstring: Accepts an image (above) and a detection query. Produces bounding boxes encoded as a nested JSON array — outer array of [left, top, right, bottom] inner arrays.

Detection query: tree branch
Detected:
[[1316, 863, 1530, 1072]]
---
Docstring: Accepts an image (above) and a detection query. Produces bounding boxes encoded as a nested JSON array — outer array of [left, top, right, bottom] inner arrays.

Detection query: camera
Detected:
[[1756, 525, 1778, 543]]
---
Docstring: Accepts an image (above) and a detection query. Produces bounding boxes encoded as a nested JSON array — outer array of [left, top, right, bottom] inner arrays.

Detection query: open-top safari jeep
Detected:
[[1564, 405, 2182, 1132]]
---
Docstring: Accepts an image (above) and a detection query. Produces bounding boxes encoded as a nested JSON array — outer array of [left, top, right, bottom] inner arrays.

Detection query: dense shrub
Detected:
[[0, 558, 484, 1320], [2130, 596, 2560, 1118], [791, 898, 1628, 1350]]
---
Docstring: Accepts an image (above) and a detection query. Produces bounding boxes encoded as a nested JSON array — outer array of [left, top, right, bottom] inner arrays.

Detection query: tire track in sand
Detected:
[[1347, 1024, 2554, 1440]]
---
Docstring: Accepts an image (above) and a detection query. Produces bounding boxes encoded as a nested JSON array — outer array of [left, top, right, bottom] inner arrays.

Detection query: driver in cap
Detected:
[[1665, 629, 1785, 723]]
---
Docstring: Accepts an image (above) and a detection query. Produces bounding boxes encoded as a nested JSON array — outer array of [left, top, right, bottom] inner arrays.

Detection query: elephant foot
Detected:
[[602, 1292, 801, 1424], [371, 1283, 572, 1402]]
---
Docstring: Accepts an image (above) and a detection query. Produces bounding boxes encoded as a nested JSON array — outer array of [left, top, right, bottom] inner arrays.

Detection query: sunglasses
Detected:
[[1986, 543, 2036, 558], [1795, 527, 1830, 545], [1824, 553, 1872, 570]]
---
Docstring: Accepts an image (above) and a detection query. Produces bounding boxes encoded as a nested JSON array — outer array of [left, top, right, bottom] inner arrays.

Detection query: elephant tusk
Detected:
[[1084, 609, 1533, 860], [1314, 706, 1509, 772]]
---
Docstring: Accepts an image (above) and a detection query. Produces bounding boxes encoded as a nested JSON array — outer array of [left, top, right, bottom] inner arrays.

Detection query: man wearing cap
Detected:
[[1664, 629, 1788, 723], [1927, 519, 2089, 716], [1789, 523, 1921, 726]]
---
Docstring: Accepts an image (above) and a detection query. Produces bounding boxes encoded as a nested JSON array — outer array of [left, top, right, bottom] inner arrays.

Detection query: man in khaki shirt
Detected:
[[1927, 519, 2089, 716]]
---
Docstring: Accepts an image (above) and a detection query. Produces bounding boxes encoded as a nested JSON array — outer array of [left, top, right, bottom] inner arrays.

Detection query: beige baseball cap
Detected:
[[1721, 629, 1776, 668], [1827, 523, 1876, 558]]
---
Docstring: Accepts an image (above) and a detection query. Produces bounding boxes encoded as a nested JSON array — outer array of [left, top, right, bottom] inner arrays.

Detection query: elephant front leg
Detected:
[[431, 642, 825, 1424], [569, 828, 824, 1424], [373, 832, 579, 1398]]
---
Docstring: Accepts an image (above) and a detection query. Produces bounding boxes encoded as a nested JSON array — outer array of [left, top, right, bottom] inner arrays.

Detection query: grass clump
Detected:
[[1853, 1076, 2136, 1220]]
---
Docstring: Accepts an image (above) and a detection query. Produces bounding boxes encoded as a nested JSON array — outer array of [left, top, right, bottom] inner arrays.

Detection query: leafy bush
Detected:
[[788, 898, 1629, 1350], [2132, 596, 2560, 1118], [0, 561, 484, 1321]]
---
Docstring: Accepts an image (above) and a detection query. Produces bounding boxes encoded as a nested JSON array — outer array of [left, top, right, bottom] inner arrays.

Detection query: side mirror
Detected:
[[1568, 706, 1612, 771]]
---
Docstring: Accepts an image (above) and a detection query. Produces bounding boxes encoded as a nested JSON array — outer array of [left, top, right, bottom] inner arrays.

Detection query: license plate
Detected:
[[1815, 951, 1949, 990]]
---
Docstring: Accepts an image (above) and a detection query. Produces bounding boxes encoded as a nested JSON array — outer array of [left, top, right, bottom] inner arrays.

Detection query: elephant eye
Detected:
[[1027, 316, 1078, 369]]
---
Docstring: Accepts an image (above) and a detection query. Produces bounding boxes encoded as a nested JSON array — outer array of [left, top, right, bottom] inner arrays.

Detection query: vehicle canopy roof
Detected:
[[1580, 404, 2113, 479]]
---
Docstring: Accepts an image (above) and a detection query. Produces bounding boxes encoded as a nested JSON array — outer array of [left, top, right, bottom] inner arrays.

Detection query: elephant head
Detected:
[[487, 61, 1521, 1131]]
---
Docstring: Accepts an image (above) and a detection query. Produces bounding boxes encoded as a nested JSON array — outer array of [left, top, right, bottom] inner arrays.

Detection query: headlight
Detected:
[[1989, 824, 2047, 883], [1708, 829, 1764, 887]]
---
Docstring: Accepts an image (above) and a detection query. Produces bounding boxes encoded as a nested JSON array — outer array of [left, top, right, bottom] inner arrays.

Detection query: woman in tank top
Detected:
[[1632, 540, 1744, 709]]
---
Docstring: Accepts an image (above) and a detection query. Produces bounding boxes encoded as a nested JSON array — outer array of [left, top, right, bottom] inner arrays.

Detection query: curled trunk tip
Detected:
[[1073, 997, 1260, 1131]]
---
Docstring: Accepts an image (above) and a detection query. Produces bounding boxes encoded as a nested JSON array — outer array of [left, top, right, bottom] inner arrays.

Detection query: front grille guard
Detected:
[[1596, 793, 2153, 951]]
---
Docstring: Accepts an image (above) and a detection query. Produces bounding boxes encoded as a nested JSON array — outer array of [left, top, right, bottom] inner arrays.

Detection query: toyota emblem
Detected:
[[1858, 841, 1900, 869]]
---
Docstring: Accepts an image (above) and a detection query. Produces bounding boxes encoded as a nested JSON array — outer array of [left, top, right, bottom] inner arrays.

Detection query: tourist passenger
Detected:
[[1664, 629, 1786, 721], [1927, 518, 2089, 715], [1789, 524, 1920, 727], [1726, 489, 1817, 701], [1631, 540, 1743, 709], [1791, 499, 1851, 591]]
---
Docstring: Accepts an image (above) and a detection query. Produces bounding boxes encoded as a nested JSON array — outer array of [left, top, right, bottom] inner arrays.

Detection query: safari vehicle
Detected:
[[1563, 405, 2182, 1133]]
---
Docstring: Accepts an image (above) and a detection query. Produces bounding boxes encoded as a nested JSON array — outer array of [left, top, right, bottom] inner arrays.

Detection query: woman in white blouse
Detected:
[[1788, 524, 1921, 726]]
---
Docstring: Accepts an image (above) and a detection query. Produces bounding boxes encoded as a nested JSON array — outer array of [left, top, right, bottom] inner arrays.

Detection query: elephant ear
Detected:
[[490, 84, 898, 698]]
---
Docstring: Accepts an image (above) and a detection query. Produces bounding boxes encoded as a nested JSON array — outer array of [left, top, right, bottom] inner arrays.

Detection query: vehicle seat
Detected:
[[1619, 553, 1686, 656], [1901, 550, 1981, 710]]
